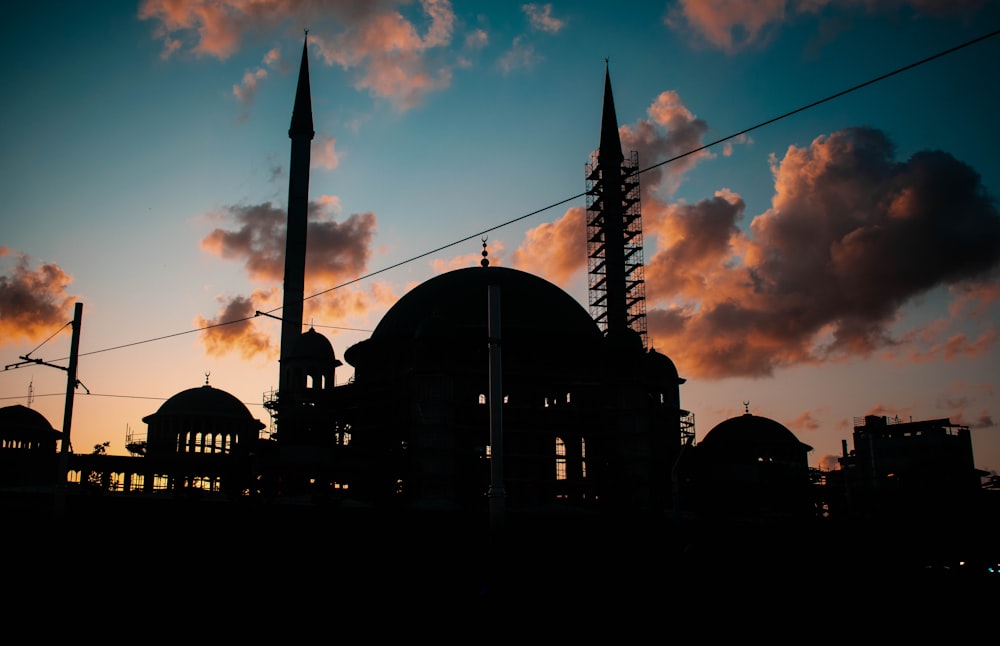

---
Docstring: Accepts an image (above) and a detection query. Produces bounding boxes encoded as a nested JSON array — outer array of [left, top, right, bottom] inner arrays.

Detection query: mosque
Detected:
[[2, 38, 994, 584]]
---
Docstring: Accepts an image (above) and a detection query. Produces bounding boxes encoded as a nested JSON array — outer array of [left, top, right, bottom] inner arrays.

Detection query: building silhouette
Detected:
[[2, 40, 997, 607]]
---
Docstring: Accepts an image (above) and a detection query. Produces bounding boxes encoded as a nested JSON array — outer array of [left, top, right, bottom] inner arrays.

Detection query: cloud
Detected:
[[431, 239, 507, 273], [233, 46, 283, 117], [200, 198, 377, 288], [310, 0, 456, 110], [140, 0, 457, 111], [644, 126, 1000, 379], [510, 207, 587, 289], [498, 35, 539, 74], [817, 454, 841, 471], [195, 289, 278, 360], [522, 3, 565, 33], [620, 91, 713, 198], [313, 135, 341, 171], [303, 280, 398, 332], [665, 0, 992, 53], [0, 249, 76, 345], [787, 409, 824, 432]]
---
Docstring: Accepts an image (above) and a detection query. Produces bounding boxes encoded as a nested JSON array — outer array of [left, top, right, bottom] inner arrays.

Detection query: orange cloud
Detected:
[[303, 280, 399, 331], [0, 250, 76, 345], [621, 91, 712, 198], [431, 239, 507, 273], [510, 207, 586, 288], [643, 127, 1000, 379], [817, 454, 841, 471], [195, 289, 278, 360], [140, 0, 456, 111]]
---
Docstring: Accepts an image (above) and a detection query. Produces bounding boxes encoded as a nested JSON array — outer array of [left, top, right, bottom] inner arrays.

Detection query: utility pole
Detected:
[[55, 301, 83, 515]]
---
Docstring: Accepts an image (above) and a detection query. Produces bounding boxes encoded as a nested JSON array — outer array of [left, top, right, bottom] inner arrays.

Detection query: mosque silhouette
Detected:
[[2, 37, 997, 613]]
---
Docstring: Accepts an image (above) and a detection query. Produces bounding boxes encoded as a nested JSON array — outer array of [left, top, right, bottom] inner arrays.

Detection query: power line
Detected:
[[0, 391, 266, 409], [9, 26, 998, 367]]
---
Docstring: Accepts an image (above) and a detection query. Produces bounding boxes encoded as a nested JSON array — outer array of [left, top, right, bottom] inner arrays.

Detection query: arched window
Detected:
[[555, 437, 567, 481]]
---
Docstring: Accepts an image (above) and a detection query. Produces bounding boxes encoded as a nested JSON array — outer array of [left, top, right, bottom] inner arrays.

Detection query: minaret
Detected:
[[279, 33, 314, 396], [586, 62, 647, 347]]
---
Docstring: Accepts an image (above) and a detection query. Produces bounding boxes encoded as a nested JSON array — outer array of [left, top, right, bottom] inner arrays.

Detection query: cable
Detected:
[[10, 26, 998, 366], [636, 27, 1000, 177], [0, 391, 266, 409]]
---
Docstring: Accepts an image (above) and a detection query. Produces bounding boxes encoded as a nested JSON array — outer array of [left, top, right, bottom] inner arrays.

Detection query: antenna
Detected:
[[27, 379, 34, 408]]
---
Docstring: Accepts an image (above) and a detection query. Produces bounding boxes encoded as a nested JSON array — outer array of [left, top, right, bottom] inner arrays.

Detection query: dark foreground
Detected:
[[3, 491, 997, 635]]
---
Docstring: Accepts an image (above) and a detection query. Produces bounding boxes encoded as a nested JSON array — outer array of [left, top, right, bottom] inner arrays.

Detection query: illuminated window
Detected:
[[555, 437, 567, 480], [479, 394, 486, 404], [581, 438, 587, 478]]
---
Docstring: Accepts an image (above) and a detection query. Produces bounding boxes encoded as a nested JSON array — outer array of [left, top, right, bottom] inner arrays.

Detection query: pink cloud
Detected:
[[664, 0, 989, 53], [140, 0, 457, 111], [313, 135, 341, 171], [523, 4, 565, 33]]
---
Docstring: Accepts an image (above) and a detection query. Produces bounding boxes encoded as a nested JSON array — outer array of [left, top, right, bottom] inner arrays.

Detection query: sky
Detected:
[[2, 1, 999, 477]]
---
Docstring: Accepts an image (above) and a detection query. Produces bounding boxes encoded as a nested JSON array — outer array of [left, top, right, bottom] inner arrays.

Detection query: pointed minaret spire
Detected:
[[599, 59, 624, 167], [289, 30, 315, 140], [278, 32, 314, 399]]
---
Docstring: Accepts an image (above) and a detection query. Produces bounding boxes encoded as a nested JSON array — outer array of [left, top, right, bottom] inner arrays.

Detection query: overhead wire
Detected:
[[7, 26, 998, 369]]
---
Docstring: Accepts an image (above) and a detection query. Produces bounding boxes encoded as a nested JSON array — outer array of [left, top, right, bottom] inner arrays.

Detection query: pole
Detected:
[[487, 285, 505, 534], [55, 301, 82, 515]]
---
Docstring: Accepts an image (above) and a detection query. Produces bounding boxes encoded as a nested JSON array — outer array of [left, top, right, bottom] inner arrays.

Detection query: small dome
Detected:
[[645, 348, 680, 381], [0, 404, 61, 438], [289, 327, 341, 366], [700, 413, 812, 453], [143, 384, 262, 426]]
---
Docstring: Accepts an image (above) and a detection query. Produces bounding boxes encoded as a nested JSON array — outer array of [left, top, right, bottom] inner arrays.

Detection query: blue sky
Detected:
[[2, 1, 999, 475]]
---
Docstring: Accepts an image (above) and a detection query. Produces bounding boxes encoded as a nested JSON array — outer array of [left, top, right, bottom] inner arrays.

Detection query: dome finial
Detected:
[[743, 400, 750, 414], [480, 237, 490, 267], [205, 371, 211, 386]]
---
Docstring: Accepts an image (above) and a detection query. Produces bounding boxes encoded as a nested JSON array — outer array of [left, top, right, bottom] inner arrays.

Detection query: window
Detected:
[[555, 437, 567, 480]]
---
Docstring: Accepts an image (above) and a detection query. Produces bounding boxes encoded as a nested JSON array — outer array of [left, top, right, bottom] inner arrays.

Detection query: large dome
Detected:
[[344, 265, 602, 373], [374, 265, 598, 340], [143, 384, 261, 424]]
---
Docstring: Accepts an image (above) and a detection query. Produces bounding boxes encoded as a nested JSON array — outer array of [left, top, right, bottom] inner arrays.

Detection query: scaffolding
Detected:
[[585, 149, 647, 348]]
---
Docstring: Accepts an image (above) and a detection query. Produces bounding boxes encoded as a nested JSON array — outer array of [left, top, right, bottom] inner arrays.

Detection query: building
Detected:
[[830, 414, 987, 519], [675, 407, 817, 519]]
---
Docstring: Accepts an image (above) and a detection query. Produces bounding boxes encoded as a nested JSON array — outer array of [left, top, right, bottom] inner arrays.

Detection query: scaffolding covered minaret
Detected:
[[586, 62, 647, 348]]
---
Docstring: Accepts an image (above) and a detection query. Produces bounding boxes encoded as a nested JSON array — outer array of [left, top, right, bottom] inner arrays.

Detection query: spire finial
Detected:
[[480, 237, 490, 267]]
